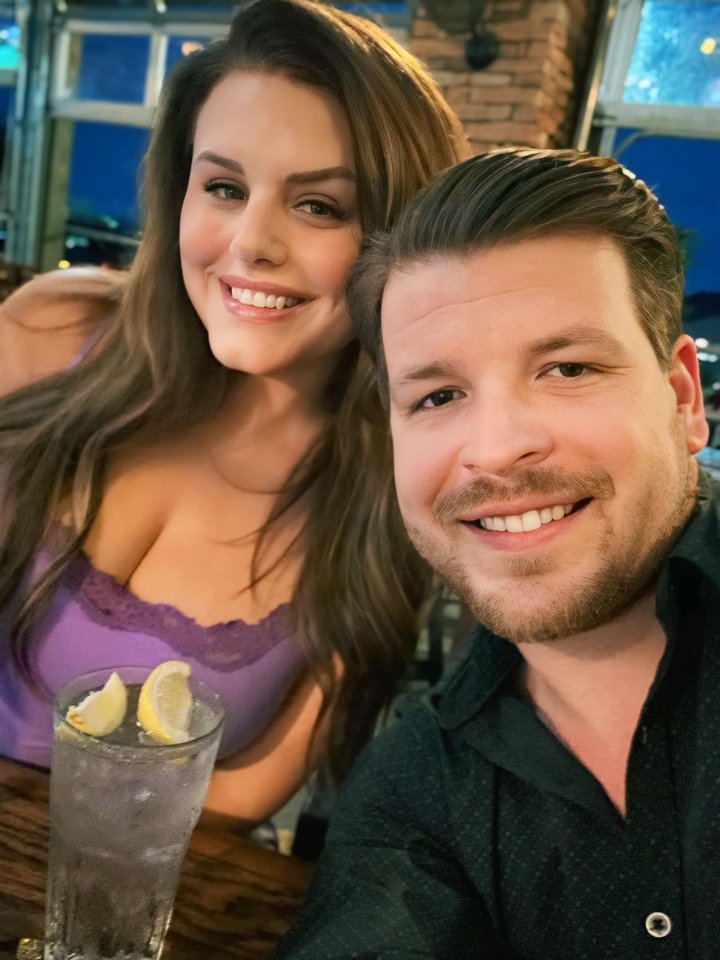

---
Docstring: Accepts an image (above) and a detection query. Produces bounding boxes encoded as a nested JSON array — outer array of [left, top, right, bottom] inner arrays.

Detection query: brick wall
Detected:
[[410, 0, 602, 155]]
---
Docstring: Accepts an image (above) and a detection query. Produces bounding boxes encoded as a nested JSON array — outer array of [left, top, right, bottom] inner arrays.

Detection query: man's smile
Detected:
[[462, 498, 592, 533]]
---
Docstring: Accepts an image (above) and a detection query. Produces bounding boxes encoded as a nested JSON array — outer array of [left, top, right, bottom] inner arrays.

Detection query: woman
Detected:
[[0, 0, 468, 824]]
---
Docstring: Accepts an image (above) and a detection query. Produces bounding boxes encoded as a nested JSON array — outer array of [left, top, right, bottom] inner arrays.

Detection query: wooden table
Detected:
[[0, 758, 313, 959]]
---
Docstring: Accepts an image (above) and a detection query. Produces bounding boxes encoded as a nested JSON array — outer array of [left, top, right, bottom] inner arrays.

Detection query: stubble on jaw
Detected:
[[405, 455, 699, 646]]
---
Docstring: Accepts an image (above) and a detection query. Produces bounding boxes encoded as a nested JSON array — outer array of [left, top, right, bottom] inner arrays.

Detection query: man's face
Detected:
[[384, 235, 708, 644]]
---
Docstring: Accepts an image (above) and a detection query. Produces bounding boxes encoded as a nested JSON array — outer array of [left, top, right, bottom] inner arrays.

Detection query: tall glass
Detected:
[[45, 666, 225, 960]]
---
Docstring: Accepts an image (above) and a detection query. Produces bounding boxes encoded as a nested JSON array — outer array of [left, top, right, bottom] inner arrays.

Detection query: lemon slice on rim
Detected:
[[66, 671, 128, 737], [137, 661, 193, 744]]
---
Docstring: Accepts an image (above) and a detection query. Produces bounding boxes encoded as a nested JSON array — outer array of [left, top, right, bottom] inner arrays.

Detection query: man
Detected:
[[276, 149, 718, 959]]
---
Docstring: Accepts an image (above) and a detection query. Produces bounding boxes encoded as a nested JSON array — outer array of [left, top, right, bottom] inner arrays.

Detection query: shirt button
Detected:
[[645, 912, 672, 938]]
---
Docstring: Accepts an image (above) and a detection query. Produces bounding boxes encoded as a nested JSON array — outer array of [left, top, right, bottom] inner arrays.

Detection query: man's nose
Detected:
[[458, 389, 554, 478], [228, 200, 286, 266]]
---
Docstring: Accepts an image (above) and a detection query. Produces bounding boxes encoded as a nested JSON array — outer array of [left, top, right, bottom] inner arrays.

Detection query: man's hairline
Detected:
[[372, 229, 678, 399]]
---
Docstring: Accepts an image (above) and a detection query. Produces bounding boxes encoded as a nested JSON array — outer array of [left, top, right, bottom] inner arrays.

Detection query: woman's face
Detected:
[[180, 70, 361, 381]]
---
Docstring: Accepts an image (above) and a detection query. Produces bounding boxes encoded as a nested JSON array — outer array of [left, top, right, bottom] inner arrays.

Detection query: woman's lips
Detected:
[[219, 280, 309, 322]]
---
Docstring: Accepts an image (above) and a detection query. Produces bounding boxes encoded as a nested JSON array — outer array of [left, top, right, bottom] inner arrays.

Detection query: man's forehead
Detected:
[[380, 236, 630, 334], [380, 253, 486, 342]]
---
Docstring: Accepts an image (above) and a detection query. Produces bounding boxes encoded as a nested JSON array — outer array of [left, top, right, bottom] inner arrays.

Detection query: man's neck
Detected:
[[518, 592, 667, 816]]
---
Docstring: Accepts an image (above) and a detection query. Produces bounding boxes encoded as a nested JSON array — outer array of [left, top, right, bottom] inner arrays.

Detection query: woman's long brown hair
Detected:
[[0, 0, 469, 778]]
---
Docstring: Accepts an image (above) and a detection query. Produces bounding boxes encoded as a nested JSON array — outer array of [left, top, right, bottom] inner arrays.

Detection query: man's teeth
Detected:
[[231, 288, 301, 309], [477, 503, 574, 532]]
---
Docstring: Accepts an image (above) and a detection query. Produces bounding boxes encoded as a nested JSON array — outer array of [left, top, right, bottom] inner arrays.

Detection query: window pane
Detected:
[[0, 20, 20, 70], [624, 0, 720, 107], [66, 121, 148, 267], [71, 33, 150, 104]]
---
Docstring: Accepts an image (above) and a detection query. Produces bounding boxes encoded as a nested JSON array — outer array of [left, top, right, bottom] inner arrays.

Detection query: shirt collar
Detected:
[[666, 468, 720, 590], [436, 468, 720, 733]]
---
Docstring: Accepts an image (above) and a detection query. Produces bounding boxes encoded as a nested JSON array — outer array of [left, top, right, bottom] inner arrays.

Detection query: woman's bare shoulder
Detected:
[[0, 266, 127, 330], [0, 266, 127, 395]]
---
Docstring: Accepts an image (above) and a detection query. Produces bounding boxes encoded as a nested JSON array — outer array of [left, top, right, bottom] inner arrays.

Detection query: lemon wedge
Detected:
[[137, 660, 193, 744], [66, 671, 128, 737]]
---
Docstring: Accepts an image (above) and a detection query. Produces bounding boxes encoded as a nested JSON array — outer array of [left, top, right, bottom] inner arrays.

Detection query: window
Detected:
[[590, 0, 720, 136], [624, 0, 720, 107]]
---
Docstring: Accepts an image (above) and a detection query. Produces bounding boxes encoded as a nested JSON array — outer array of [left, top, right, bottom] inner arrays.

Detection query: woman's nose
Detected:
[[228, 200, 287, 266]]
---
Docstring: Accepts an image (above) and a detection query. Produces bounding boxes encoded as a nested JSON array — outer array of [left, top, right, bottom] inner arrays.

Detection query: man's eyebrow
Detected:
[[525, 325, 629, 357], [193, 151, 356, 185], [392, 361, 461, 388]]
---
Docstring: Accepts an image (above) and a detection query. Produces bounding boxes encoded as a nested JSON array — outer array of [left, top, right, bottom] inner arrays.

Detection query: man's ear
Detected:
[[669, 334, 709, 454]]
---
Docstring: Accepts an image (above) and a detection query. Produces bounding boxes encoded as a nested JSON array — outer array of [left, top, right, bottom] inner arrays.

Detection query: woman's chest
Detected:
[[83, 453, 305, 626]]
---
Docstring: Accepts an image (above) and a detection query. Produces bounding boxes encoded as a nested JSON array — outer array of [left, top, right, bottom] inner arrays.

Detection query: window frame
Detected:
[[587, 0, 720, 153]]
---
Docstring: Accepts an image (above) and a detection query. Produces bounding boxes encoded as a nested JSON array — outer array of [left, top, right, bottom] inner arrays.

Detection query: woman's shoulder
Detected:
[[0, 266, 127, 396], [1, 266, 126, 325]]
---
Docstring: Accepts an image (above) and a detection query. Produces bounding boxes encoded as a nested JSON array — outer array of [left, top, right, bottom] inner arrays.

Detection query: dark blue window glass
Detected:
[[624, 1, 720, 107], [615, 130, 720, 297], [0, 83, 15, 256], [66, 122, 149, 267], [75, 34, 150, 104]]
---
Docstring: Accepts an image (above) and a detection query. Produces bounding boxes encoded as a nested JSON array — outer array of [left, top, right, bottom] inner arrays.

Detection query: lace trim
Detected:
[[66, 552, 294, 672]]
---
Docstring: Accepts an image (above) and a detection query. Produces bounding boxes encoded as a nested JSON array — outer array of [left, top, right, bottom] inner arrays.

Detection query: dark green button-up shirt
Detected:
[[276, 471, 720, 959]]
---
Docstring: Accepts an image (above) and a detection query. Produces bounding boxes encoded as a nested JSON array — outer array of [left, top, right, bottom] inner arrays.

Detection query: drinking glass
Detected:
[[44, 666, 224, 960]]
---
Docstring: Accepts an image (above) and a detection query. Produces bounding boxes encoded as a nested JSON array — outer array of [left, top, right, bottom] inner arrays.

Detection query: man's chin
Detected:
[[457, 572, 657, 646]]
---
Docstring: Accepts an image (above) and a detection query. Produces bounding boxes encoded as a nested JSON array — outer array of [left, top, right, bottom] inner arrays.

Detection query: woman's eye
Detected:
[[297, 199, 343, 220], [547, 362, 588, 379], [418, 389, 460, 410], [205, 181, 245, 201]]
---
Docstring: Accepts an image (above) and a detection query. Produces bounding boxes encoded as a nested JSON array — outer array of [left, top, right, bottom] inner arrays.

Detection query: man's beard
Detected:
[[407, 459, 697, 645]]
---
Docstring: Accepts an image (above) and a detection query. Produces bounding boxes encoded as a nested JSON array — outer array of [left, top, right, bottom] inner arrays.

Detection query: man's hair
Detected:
[[349, 147, 684, 405]]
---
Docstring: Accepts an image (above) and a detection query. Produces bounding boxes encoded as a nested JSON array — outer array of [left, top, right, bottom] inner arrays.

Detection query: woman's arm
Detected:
[[203, 666, 335, 828], [0, 267, 124, 396]]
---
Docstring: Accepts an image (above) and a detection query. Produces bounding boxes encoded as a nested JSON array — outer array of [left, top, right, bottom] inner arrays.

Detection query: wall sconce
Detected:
[[421, 0, 500, 70]]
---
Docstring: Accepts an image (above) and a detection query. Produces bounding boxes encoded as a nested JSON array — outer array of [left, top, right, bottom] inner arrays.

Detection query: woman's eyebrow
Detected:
[[286, 166, 356, 185], [193, 151, 355, 185], [194, 150, 243, 172]]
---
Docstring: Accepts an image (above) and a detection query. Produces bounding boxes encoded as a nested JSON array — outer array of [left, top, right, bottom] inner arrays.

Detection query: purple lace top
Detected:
[[0, 551, 306, 768]]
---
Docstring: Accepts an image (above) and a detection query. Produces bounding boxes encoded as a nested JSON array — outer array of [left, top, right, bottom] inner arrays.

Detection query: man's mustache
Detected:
[[433, 467, 615, 524]]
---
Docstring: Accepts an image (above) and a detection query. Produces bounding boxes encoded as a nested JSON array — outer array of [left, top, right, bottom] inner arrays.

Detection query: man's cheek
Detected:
[[396, 460, 437, 519]]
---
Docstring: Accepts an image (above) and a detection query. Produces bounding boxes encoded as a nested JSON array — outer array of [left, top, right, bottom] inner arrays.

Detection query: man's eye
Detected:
[[418, 389, 459, 409], [547, 363, 587, 378]]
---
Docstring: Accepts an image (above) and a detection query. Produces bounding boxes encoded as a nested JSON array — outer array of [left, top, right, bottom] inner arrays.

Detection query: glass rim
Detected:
[[54, 664, 225, 752]]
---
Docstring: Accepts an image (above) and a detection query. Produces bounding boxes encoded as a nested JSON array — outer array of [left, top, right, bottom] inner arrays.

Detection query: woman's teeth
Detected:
[[231, 288, 301, 309], [477, 503, 574, 533]]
